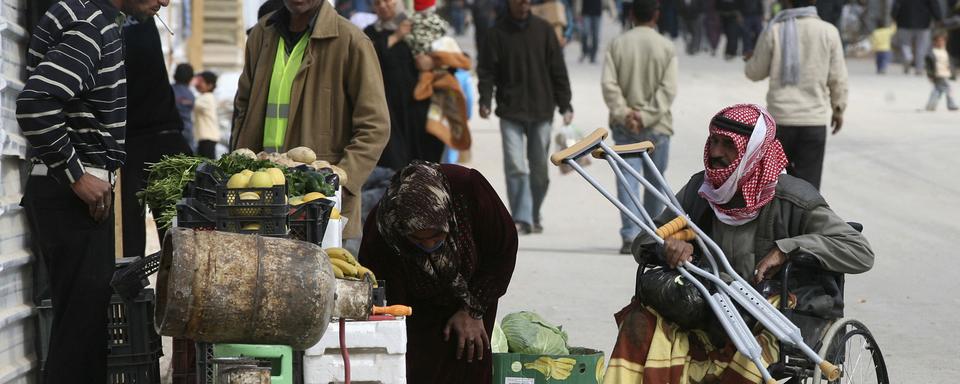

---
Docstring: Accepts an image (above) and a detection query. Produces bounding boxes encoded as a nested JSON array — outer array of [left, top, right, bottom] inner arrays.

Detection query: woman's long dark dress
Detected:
[[363, 25, 442, 168], [358, 164, 518, 383]]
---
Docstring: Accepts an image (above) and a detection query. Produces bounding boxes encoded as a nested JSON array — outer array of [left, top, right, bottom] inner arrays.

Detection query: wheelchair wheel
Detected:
[[812, 319, 889, 384]]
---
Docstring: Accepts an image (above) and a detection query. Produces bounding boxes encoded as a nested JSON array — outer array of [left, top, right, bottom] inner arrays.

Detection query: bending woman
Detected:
[[359, 161, 518, 383]]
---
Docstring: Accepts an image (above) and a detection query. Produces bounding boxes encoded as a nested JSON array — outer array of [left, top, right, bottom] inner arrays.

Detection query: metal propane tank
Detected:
[[155, 228, 336, 349]]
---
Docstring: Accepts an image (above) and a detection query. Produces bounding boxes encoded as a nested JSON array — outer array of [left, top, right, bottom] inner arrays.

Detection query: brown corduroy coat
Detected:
[[231, 4, 390, 238]]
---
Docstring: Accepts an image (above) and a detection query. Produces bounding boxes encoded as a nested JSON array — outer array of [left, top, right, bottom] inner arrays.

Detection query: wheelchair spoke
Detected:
[[835, 331, 880, 384]]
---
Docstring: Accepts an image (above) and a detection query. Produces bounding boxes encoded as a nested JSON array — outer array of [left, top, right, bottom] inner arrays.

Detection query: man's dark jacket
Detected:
[[892, 0, 943, 29], [478, 15, 573, 123]]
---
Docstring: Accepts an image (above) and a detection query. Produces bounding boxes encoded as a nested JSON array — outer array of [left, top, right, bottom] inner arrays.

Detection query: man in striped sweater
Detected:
[[16, 0, 168, 382]]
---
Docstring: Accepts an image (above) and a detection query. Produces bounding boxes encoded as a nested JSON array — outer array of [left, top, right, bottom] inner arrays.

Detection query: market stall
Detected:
[[112, 147, 411, 384]]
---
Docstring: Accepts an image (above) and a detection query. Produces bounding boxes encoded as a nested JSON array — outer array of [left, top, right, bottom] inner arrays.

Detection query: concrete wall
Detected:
[[0, 0, 36, 382]]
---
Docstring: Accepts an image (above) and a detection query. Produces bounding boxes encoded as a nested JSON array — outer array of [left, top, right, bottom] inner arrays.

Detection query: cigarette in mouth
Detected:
[[155, 14, 174, 35]]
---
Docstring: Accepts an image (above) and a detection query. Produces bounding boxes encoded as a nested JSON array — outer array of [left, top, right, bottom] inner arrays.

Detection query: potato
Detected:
[[286, 146, 317, 164], [309, 160, 332, 170], [231, 148, 257, 160]]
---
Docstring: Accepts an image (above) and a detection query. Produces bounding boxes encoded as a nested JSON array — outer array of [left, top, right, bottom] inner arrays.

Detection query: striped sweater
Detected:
[[16, 0, 126, 185]]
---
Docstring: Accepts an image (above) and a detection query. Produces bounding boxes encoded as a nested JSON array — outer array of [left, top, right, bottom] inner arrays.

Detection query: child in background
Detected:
[[925, 32, 958, 111], [193, 71, 221, 158], [871, 21, 896, 74]]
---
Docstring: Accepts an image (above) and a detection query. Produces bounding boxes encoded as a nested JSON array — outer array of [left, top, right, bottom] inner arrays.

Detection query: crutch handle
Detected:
[[655, 216, 687, 239], [550, 128, 609, 166], [819, 361, 841, 381], [666, 229, 696, 241], [591, 141, 656, 159]]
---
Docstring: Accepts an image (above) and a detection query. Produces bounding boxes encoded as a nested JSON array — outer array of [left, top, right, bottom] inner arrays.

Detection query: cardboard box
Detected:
[[492, 348, 605, 384], [531, 1, 568, 26]]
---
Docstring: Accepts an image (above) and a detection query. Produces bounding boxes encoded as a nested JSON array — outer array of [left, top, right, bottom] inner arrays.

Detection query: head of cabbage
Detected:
[[500, 311, 569, 355]]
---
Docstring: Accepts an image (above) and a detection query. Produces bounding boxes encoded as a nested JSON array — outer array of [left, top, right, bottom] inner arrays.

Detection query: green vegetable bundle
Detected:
[[501, 311, 570, 355], [137, 155, 207, 229]]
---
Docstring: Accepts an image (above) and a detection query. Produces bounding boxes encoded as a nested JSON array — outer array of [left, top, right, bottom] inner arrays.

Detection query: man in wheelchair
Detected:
[[603, 104, 875, 383]]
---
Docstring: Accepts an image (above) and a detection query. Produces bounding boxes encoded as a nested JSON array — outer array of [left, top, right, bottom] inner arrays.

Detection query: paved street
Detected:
[[459, 17, 960, 383]]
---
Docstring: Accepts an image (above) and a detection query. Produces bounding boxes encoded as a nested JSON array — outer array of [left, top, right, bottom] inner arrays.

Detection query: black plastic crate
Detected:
[[108, 289, 161, 357], [215, 184, 288, 236], [288, 199, 335, 245], [216, 215, 288, 237], [216, 185, 286, 212], [108, 349, 162, 384], [216, 187, 287, 220], [176, 198, 216, 229], [182, 181, 218, 210], [182, 163, 227, 208], [111, 253, 161, 301], [37, 289, 161, 376], [181, 163, 222, 208]]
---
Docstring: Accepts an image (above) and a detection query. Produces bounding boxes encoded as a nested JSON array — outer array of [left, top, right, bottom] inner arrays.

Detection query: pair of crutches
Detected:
[[549, 128, 841, 384]]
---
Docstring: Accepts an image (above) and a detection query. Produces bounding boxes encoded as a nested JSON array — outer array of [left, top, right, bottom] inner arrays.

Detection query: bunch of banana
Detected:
[[326, 247, 377, 286], [523, 357, 577, 380]]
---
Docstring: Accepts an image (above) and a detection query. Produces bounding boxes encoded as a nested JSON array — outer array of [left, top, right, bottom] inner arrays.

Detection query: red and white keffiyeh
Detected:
[[698, 104, 788, 225]]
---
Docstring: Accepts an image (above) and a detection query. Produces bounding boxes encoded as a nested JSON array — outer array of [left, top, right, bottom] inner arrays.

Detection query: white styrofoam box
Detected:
[[304, 353, 405, 384], [307, 319, 407, 356], [304, 319, 407, 384]]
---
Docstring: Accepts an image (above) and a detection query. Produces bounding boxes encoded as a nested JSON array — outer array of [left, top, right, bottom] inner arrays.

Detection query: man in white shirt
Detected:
[[744, 0, 848, 190], [601, 0, 678, 253]]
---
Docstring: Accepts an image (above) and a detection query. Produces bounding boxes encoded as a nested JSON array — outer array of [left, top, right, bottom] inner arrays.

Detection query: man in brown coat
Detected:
[[232, 0, 390, 241]]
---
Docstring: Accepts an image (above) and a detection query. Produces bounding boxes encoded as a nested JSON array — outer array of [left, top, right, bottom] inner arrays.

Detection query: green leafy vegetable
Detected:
[[491, 321, 509, 353], [137, 155, 207, 229], [285, 169, 335, 197], [215, 153, 280, 175], [501, 311, 569, 355]]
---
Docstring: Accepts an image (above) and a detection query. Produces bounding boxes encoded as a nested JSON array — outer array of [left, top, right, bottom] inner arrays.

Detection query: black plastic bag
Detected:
[[638, 267, 710, 330]]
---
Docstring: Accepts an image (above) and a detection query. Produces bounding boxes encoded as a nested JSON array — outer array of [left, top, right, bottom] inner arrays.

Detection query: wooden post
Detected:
[[114, 171, 123, 258], [188, 0, 206, 70]]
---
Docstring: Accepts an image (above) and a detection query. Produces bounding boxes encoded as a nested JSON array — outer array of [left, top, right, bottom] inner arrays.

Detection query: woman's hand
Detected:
[[444, 309, 489, 362]]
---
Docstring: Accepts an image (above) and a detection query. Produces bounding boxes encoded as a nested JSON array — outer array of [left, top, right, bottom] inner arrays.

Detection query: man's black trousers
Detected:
[[23, 176, 114, 384], [776, 125, 826, 190]]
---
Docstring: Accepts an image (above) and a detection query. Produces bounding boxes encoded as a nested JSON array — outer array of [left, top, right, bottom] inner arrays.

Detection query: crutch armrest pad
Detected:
[[550, 128, 609, 166], [591, 141, 656, 159]]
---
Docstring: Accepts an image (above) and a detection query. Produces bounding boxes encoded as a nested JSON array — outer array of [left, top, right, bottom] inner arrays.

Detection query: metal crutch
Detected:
[[550, 129, 782, 384], [600, 140, 842, 381], [562, 128, 842, 382]]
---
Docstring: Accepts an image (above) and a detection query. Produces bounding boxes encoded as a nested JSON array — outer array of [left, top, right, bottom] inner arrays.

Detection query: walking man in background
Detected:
[[716, 0, 742, 60], [602, 0, 677, 254], [745, 0, 847, 190], [478, 0, 574, 234], [580, 0, 604, 63], [17, 1, 169, 382], [892, 0, 943, 75]]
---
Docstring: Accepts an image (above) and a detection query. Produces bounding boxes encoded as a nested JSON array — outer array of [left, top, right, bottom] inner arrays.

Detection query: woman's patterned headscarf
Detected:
[[698, 104, 788, 226], [376, 161, 484, 317]]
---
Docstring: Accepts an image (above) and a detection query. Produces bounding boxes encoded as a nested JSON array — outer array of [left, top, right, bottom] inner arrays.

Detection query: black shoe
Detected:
[[619, 241, 632, 255], [532, 223, 543, 234], [515, 222, 532, 235]]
